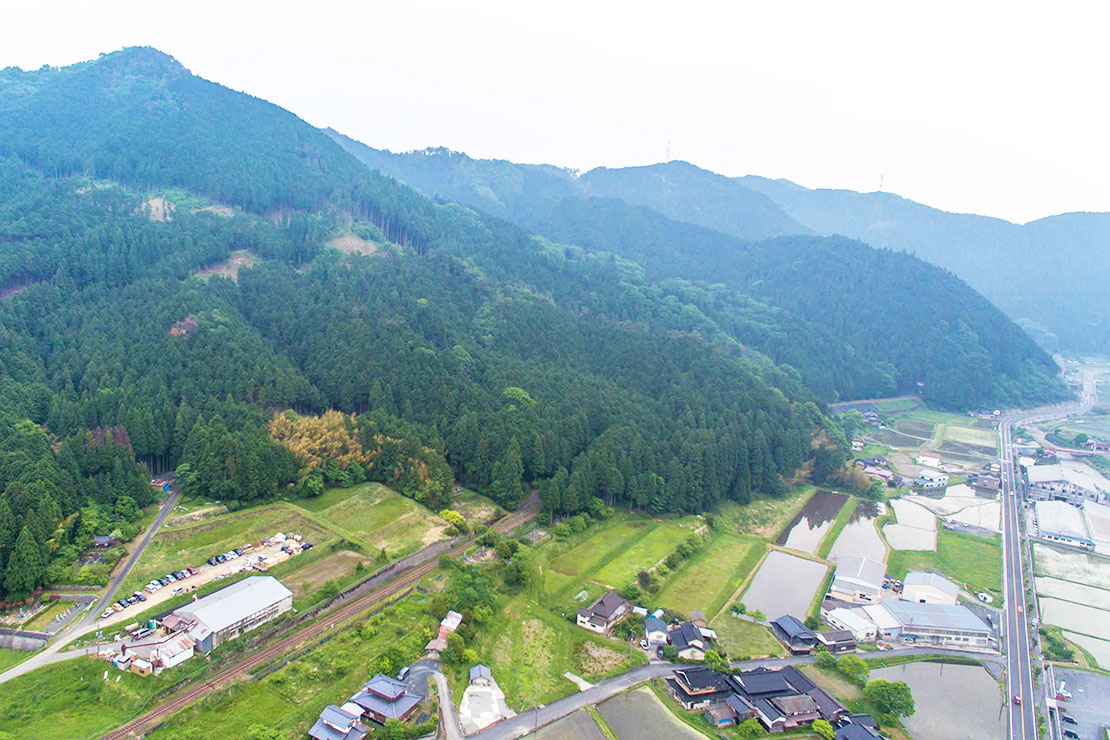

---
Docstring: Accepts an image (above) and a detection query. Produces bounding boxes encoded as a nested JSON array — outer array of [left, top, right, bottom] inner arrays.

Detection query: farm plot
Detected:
[[1062, 632, 1110, 669], [895, 420, 936, 438], [775, 489, 847, 554], [739, 549, 828, 619], [867, 429, 924, 447], [942, 424, 998, 450], [655, 534, 764, 617], [828, 500, 887, 563], [599, 686, 703, 740], [716, 486, 814, 540], [1034, 544, 1110, 590], [309, 482, 448, 557], [887, 529, 1003, 603], [1040, 598, 1110, 642], [883, 498, 937, 551], [120, 505, 330, 594], [1035, 577, 1110, 611], [474, 599, 643, 710], [593, 523, 694, 588], [288, 549, 370, 597], [709, 614, 784, 659], [530, 710, 606, 740]]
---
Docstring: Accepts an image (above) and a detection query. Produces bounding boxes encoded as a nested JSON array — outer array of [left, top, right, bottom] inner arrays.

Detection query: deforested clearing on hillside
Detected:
[[327, 232, 378, 256], [191, 249, 260, 281]]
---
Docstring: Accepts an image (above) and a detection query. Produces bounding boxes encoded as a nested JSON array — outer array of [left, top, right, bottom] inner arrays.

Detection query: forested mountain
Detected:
[[0, 48, 827, 598], [737, 176, 1110, 354], [329, 138, 1066, 408]]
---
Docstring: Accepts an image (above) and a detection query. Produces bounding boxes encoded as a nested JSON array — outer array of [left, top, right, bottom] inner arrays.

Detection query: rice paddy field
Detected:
[[1033, 544, 1110, 663], [654, 534, 765, 617], [598, 686, 704, 740], [739, 549, 828, 619]]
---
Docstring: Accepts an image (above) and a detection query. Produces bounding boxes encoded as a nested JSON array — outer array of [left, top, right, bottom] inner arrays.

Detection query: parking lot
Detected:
[[93, 535, 309, 631], [1053, 668, 1110, 740]]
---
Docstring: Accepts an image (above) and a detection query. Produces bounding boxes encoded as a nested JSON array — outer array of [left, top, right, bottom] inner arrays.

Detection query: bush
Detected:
[[836, 654, 870, 685], [864, 678, 915, 718]]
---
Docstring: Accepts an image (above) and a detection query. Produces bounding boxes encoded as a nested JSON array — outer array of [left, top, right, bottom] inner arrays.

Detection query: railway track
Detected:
[[101, 496, 538, 739]]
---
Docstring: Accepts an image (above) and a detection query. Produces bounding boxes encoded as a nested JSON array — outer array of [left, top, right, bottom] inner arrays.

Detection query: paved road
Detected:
[[0, 488, 180, 685], [998, 372, 1096, 740], [472, 647, 1002, 740]]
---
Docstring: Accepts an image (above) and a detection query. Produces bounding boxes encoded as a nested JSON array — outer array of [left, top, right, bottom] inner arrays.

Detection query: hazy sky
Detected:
[[3, 1, 1107, 223]]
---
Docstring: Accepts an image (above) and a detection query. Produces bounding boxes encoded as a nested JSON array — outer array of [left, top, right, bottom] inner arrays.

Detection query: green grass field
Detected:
[[147, 591, 437, 740], [306, 482, 447, 557], [716, 486, 813, 540], [706, 614, 784, 659], [466, 596, 645, 710], [655, 534, 765, 618], [942, 424, 998, 450], [594, 523, 694, 588], [549, 521, 651, 579], [887, 529, 1003, 603], [0, 647, 34, 673], [120, 505, 332, 595], [0, 656, 178, 739], [873, 398, 921, 412]]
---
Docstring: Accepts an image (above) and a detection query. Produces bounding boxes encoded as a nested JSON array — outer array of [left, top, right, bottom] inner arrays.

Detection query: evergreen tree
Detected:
[[4, 526, 45, 598]]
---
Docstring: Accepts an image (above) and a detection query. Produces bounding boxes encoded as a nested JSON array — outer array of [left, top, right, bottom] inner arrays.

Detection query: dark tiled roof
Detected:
[[772, 615, 814, 641], [674, 667, 730, 692], [363, 674, 407, 701], [779, 665, 816, 693], [669, 621, 704, 651], [665, 677, 731, 705], [734, 668, 791, 696], [771, 694, 819, 716], [585, 591, 629, 620], [836, 723, 884, 740]]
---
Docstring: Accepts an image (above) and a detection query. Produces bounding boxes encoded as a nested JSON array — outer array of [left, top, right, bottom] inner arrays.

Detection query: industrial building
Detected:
[[881, 600, 993, 650], [169, 576, 292, 652], [829, 556, 885, 604], [901, 572, 960, 606], [1033, 501, 1094, 551], [1026, 463, 1110, 505]]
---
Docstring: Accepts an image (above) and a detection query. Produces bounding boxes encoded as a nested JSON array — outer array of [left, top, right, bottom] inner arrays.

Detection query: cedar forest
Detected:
[[0, 48, 1067, 601]]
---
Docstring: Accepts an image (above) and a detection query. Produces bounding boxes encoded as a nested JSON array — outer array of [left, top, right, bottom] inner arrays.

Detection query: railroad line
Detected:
[[101, 497, 538, 739]]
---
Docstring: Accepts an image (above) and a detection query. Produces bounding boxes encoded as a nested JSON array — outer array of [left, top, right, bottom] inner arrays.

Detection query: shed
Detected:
[[130, 658, 152, 676], [469, 664, 492, 686]]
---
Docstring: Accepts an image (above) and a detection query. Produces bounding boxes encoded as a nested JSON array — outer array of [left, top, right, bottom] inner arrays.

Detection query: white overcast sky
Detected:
[[3, 1, 1107, 223]]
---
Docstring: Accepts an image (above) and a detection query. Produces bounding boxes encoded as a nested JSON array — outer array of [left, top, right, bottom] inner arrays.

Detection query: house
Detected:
[[669, 621, 707, 661], [705, 701, 740, 727], [469, 664, 492, 687], [829, 556, 885, 604], [171, 576, 292, 652], [349, 674, 422, 725], [124, 631, 195, 671], [666, 667, 732, 710], [915, 469, 948, 489], [643, 616, 668, 645], [851, 439, 865, 452], [770, 615, 816, 654], [916, 454, 941, 469], [973, 475, 1001, 494], [882, 600, 993, 650], [576, 591, 630, 635], [728, 665, 846, 733], [854, 456, 888, 468], [825, 608, 877, 643], [816, 630, 857, 654], [440, 610, 463, 633], [309, 704, 368, 740], [901, 572, 960, 606]]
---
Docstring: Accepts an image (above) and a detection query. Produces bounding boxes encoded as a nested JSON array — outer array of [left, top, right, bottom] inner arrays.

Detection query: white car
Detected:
[[101, 608, 114, 619]]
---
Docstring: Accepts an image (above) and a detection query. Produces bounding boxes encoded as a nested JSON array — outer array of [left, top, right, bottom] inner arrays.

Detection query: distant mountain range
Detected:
[[331, 136, 1108, 355]]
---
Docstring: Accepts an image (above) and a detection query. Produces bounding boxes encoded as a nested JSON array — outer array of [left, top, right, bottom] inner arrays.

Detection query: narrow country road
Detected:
[[432, 670, 464, 740], [0, 488, 181, 685], [472, 647, 1001, 740]]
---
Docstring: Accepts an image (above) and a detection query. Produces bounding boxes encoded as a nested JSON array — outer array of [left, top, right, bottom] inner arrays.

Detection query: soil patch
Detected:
[[192, 249, 260, 282], [327, 233, 378, 256], [142, 197, 175, 222]]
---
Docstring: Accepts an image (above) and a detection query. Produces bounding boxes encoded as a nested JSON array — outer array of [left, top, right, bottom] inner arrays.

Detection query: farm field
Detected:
[[471, 597, 645, 710], [1062, 631, 1110, 669], [873, 662, 1004, 740], [599, 686, 704, 740], [739, 549, 828, 619], [887, 529, 1003, 603], [708, 613, 784, 659], [1035, 577, 1110, 611], [775, 489, 847, 554], [306, 482, 449, 557], [548, 521, 651, 580], [1039, 598, 1110, 642], [1033, 544, 1110, 589], [942, 424, 998, 449], [654, 534, 764, 617], [593, 521, 697, 589], [148, 590, 438, 740], [529, 710, 606, 740], [715, 486, 814, 539], [828, 500, 887, 563], [883, 498, 937, 551], [119, 504, 331, 595], [287, 549, 371, 598]]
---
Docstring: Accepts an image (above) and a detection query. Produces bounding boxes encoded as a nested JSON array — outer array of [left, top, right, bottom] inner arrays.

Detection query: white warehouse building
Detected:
[[170, 576, 293, 652]]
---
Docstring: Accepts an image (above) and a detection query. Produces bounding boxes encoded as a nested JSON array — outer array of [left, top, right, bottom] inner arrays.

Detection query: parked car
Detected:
[[207, 557, 217, 566], [159, 577, 170, 586], [125, 596, 138, 605], [111, 603, 124, 612], [1062, 716, 1077, 725], [216, 554, 226, 563], [165, 574, 176, 583], [101, 608, 115, 618], [656, 646, 665, 659], [187, 566, 198, 575], [1062, 730, 1079, 740], [137, 593, 147, 602], [397, 666, 410, 681], [302, 542, 313, 550]]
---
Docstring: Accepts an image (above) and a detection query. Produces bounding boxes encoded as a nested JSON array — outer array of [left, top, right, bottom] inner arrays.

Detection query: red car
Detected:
[[1013, 696, 1022, 706]]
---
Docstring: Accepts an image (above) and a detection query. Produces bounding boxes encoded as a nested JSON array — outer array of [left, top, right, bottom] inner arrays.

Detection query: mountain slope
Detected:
[[331, 135, 1066, 408], [0, 48, 830, 606], [739, 176, 1110, 353]]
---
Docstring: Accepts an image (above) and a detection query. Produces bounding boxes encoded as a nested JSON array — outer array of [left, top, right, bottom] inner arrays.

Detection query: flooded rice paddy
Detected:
[[741, 549, 828, 619], [775, 490, 847, 554], [829, 500, 887, 563], [873, 662, 1004, 740]]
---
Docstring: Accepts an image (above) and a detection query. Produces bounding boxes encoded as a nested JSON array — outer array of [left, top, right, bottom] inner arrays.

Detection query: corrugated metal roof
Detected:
[[903, 571, 960, 596], [883, 600, 990, 632], [174, 576, 291, 633]]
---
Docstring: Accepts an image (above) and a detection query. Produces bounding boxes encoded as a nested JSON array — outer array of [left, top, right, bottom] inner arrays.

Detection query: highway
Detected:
[[998, 372, 1096, 740]]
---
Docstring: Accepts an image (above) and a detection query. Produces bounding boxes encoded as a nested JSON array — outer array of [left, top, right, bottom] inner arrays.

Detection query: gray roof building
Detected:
[[308, 705, 367, 740], [172, 576, 293, 651], [351, 674, 422, 724]]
